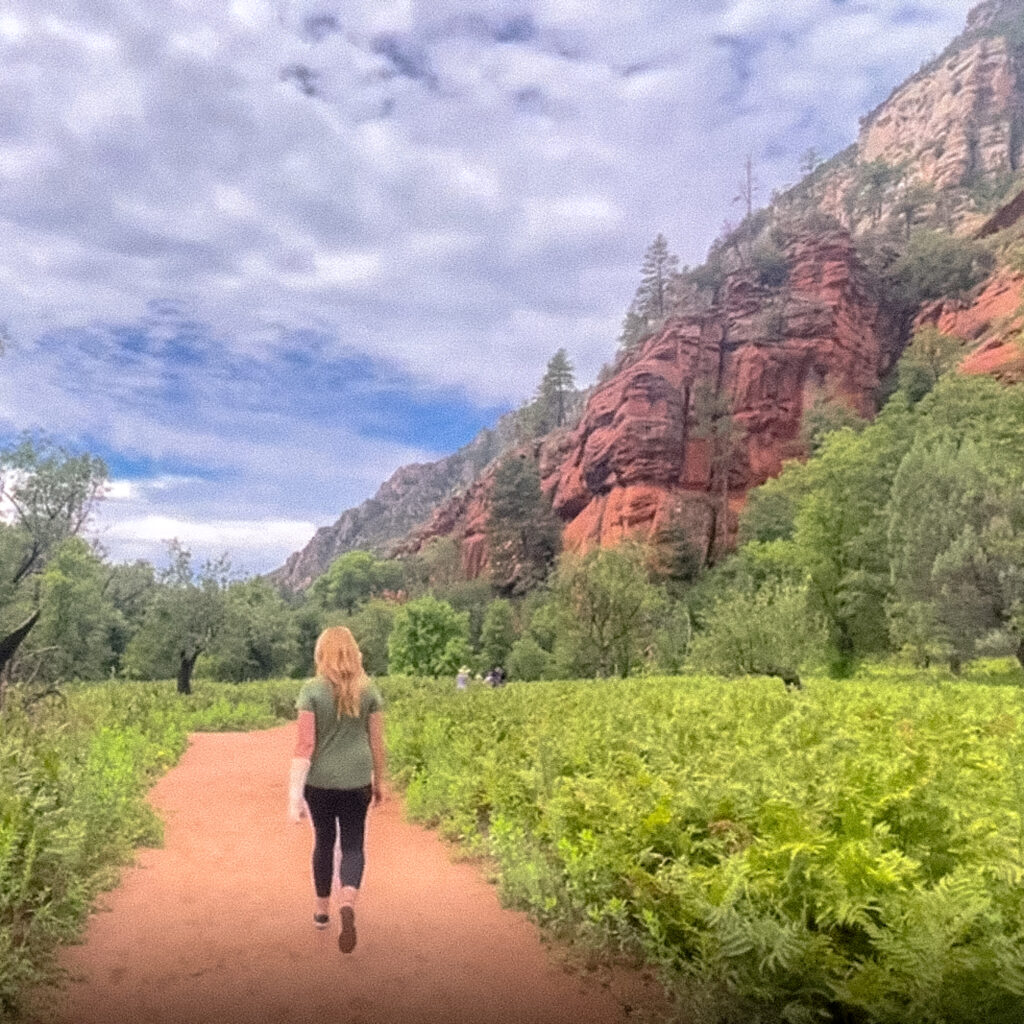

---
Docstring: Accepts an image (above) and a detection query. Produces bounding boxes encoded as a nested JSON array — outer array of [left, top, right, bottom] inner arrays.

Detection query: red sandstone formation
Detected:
[[546, 231, 901, 560], [918, 269, 1024, 383]]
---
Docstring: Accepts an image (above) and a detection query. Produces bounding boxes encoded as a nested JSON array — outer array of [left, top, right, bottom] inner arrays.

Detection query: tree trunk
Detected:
[[177, 652, 199, 695], [948, 653, 962, 676], [0, 610, 41, 701], [1015, 637, 1024, 672]]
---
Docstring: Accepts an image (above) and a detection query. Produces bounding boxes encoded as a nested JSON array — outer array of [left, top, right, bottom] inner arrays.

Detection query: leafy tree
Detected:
[[550, 545, 664, 678], [848, 159, 900, 228], [692, 380, 740, 566], [647, 511, 702, 598], [403, 536, 463, 595], [480, 599, 517, 669], [487, 454, 560, 595], [24, 538, 117, 684], [619, 234, 681, 352], [311, 550, 403, 614], [0, 435, 107, 701], [203, 578, 299, 681], [738, 461, 813, 545], [387, 595, 470, 677], [103, 559, 157, 673], [344, 598, 396, 676], [123, 541, 231, 694], [887, 230, 994, 310], [896, 325, 963, 403], [799, 397, 868, 455], [536, 348, 576, 431], [689, 579, 827, 689], [506, 635, 553, 681], [888, 436, 1024, 672]]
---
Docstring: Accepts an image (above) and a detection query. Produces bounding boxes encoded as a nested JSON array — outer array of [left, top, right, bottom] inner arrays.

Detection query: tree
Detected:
[[506, 636, 553, 681], [536, 349, 576, 431], [203, 578, 299, 681], [734, 153, 760, 221], [487, 454, 561, 595], [0, 435, 107, 702], [896, 325, 962, 403], [689, 579, 827, 689], [103, 559, 157, 674], [550, 545, 664, 678], [22, 538, 118, 685], [887, 436, 1024, 672], [387, 595, 470, 677], [799, 397, 868, 455], [123, 541, 231, 694], [887, 230, 995, 311], [619, 234, 681, 352], [647, 511, 702, 599], [692, 380, 740, 567], [480, 599, 517, 669], [311, 550, 403, 614], [344, 598, 396, 676]]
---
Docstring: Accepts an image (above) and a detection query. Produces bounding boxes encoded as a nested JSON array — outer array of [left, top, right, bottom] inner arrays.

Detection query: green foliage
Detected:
[[342, 598, 396, 676], [887, 230, 995, 310], [387, 595, 471, 677], [689, 580, 827, 687], [310, 550, 403, 614], [480, 599, 517, 670], [0, 678, 299, 1017], [200, 578, 299, 681], [122, 542, 231, 694], [486, 455, 560, 595], [749, 234, 789, 289], [535, 349, 576, 432], [506, 635, 554, 681], [799, 397, 868, 455], [26, 539, 119, 683], [549, 546, 664, 678], [386, 669, 1024, 1024], [896, 325, 963, 403], [619, 234, 681, 352]]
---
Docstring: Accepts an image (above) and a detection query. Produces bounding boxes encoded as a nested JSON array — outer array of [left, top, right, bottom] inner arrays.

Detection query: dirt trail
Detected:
[[28, 725, 670, 1024]]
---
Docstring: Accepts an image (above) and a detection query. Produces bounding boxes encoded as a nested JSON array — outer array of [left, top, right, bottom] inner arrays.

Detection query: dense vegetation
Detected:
[[0, 678, 300, 1020], [386, 668, 1024, 1024]]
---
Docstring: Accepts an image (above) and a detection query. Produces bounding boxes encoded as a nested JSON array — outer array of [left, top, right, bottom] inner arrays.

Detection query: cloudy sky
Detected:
[[0, 0, 976, 574]]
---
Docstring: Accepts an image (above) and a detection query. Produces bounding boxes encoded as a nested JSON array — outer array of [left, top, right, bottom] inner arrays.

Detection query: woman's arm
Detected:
[[368, 711, 387, 805], [295, 710, 316, 759], [288, 711, 316, 822]]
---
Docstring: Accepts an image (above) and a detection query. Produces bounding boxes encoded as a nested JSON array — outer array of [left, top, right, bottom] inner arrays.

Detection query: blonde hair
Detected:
[[314, 626, 368, 719]]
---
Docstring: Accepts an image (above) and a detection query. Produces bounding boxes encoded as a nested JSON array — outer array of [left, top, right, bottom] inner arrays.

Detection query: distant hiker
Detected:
[[455, 666, 470, 691], [485, 666, 506, 688], [288, 626, 387, 953]]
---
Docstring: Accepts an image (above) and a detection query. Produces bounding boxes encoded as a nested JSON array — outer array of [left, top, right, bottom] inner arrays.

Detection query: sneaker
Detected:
[[338, 906, 356, 953], [313, 913, 330, 930]]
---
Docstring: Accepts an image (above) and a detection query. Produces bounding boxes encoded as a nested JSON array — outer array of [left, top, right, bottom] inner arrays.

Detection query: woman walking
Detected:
[[288, 626, 386, 952]]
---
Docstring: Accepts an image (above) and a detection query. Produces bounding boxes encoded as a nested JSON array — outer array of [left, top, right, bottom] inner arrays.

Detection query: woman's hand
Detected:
[[371, 780, 387, 806]]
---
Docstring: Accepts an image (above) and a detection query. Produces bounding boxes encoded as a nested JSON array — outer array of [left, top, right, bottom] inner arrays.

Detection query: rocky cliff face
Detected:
[[807, 0, 1024, 234], [919, 268, 1024, 383], [269, 413, 519, 591], [547, 231, 901, 559]]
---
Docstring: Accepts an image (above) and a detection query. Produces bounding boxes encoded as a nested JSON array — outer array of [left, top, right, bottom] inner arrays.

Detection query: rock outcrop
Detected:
[[918, 268, 1024, 383], [547, 231, 901, 559]]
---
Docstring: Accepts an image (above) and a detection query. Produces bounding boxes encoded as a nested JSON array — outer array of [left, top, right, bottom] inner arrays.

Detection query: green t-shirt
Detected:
[[296, 678, 384, 790]]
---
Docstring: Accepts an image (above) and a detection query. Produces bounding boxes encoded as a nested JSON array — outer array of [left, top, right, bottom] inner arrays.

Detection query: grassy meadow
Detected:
[[2, 664, 1024, 1023]]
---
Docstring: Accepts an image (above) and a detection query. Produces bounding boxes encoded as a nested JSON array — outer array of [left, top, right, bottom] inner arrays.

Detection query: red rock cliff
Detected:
[[547, 230, 902, 560]]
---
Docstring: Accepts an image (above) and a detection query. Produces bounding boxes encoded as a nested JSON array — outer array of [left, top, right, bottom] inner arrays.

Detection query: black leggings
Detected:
[[304, 784, 373, 897]]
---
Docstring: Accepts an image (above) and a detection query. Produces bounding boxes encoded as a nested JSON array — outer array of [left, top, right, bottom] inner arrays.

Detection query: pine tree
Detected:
[[536, 348, 575, 430], [486, 454, 561, 595], [618, 234, 680, 353]]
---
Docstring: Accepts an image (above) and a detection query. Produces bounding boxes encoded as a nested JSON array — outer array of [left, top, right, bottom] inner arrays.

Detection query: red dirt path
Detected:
[[28, 725, 672, 1024]]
